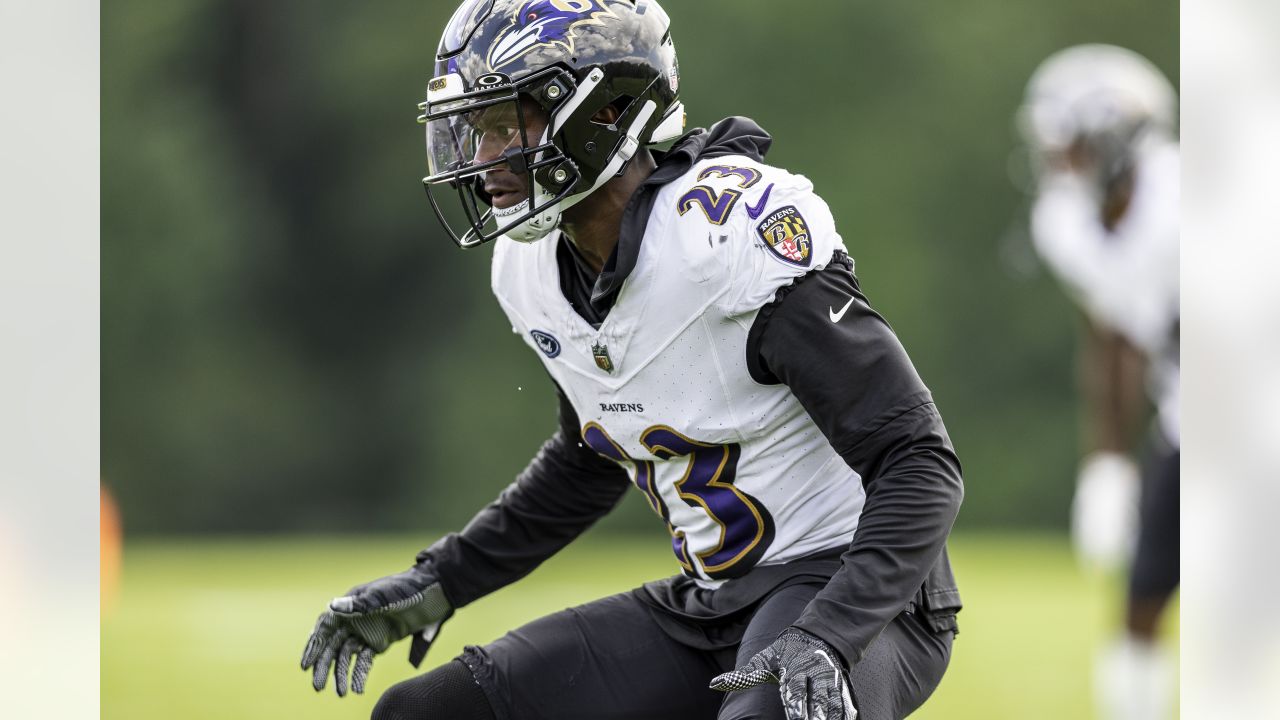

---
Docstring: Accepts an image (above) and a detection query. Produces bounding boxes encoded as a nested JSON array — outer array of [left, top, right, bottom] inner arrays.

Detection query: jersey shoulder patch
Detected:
[[752, 203, 815, 268], [725, 167, 846, 314]]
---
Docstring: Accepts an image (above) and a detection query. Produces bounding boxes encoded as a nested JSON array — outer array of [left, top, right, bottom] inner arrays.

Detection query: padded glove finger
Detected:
[[301, 610, 341, 670], [709, 645, 781, 691], [310, 626, 350, 692], [334, 636, 364, 697], [351, 646, 375, 695], [780, 671, 810, 720]]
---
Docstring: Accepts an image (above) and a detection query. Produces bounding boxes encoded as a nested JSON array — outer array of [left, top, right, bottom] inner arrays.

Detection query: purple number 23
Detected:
[[676, 165, 763, 226], [581, 421, 774, 579]]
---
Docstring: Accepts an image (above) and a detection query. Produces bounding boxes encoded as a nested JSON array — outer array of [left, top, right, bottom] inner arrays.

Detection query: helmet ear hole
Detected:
[[589, 106, 618, 126], [591, 96, 633, 126]]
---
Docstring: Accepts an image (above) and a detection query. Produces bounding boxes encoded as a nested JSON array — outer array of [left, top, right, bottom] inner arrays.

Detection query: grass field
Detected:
[[101, 532, 1177, 719]]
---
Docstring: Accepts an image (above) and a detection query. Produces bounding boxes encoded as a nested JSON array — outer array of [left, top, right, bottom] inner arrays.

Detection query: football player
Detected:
[[301, 2, 963, 719], [1018, 44, 1180, 720]]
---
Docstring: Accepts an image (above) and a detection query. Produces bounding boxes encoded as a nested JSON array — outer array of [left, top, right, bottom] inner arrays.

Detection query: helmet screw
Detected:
[[546, 85, 562, 100], [585, 141, 597, 153], [552, 168, 569, 183]]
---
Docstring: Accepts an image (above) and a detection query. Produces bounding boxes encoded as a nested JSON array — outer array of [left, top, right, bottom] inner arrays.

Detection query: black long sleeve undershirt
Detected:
[[749, 252, 964, 668]]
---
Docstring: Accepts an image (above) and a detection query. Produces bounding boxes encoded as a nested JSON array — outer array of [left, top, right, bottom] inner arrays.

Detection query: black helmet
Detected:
[[420, 0, 685, 248]]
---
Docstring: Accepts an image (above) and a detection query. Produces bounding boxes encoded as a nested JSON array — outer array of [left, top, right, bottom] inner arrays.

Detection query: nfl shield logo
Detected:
[[591, 342, 614, 373]]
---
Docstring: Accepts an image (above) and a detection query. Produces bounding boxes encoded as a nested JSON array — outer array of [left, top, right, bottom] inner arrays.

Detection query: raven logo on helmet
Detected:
[[487, 0, 617, 70]]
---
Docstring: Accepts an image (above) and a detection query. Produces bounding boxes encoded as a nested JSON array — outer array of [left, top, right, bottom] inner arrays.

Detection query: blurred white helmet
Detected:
[[1019, 44, 1177, 160]]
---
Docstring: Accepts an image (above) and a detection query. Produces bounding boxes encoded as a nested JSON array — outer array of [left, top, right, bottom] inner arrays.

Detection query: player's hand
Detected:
[[710, 628, 857, 720], [1071, 451, 1139, 571], [300, 561, 453, 696]]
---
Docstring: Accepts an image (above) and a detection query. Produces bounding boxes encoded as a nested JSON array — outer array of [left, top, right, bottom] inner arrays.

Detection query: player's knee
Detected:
[[370, 687, 414, 720], [371, 659, 494, 720]]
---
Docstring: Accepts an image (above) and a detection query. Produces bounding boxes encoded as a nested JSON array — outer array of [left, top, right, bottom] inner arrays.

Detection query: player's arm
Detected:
[[751, 252, 963, 668], [301, 384, 631, 695]]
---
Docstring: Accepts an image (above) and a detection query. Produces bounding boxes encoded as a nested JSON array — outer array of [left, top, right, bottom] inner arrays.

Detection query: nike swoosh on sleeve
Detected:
[[745, 183, 775, 220], [828, 296, 855, 323]]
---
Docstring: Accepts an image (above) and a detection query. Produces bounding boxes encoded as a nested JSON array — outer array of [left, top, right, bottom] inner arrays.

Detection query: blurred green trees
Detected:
[[102, 0, 1176, 534]]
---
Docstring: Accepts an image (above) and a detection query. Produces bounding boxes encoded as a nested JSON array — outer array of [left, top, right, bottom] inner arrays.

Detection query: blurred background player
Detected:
[[1017, 44, 1179, 720]]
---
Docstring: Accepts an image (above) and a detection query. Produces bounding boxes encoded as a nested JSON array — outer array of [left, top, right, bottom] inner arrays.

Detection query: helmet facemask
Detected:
[[422, 64, 665, 248], [422, 67, 579, 247]]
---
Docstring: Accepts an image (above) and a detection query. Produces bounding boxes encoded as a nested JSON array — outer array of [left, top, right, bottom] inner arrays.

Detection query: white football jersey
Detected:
[[1032, 139, 1180, 444], [492, 157, 864, 587]]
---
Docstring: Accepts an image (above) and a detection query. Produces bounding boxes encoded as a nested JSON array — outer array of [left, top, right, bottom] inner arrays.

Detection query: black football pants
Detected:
[[380, 581, 953, 720]]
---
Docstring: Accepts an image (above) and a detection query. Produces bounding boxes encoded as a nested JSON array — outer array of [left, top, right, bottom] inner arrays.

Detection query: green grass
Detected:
[[101, 532, 1177, 719]]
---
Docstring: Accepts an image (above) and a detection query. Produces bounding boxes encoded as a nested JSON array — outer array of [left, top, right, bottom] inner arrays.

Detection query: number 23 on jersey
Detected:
[[676, 165, 764, 226], [582, 421, 775, 580]]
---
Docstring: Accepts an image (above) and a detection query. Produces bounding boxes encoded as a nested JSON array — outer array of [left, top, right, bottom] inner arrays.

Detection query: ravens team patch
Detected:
[[755, 205, 812, 267]]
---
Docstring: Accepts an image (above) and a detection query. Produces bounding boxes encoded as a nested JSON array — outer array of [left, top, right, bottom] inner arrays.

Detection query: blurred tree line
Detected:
[[102, 0, 1176, 534]]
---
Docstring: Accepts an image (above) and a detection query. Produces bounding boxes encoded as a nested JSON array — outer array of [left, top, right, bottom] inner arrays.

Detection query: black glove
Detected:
[[300, 560, 453, 696], [710, 628, 857, 720]]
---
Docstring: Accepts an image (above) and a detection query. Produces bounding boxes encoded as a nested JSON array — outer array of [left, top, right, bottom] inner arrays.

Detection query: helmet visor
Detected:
[[426, 96, 533, 181], [425, 97, 483, 180]]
